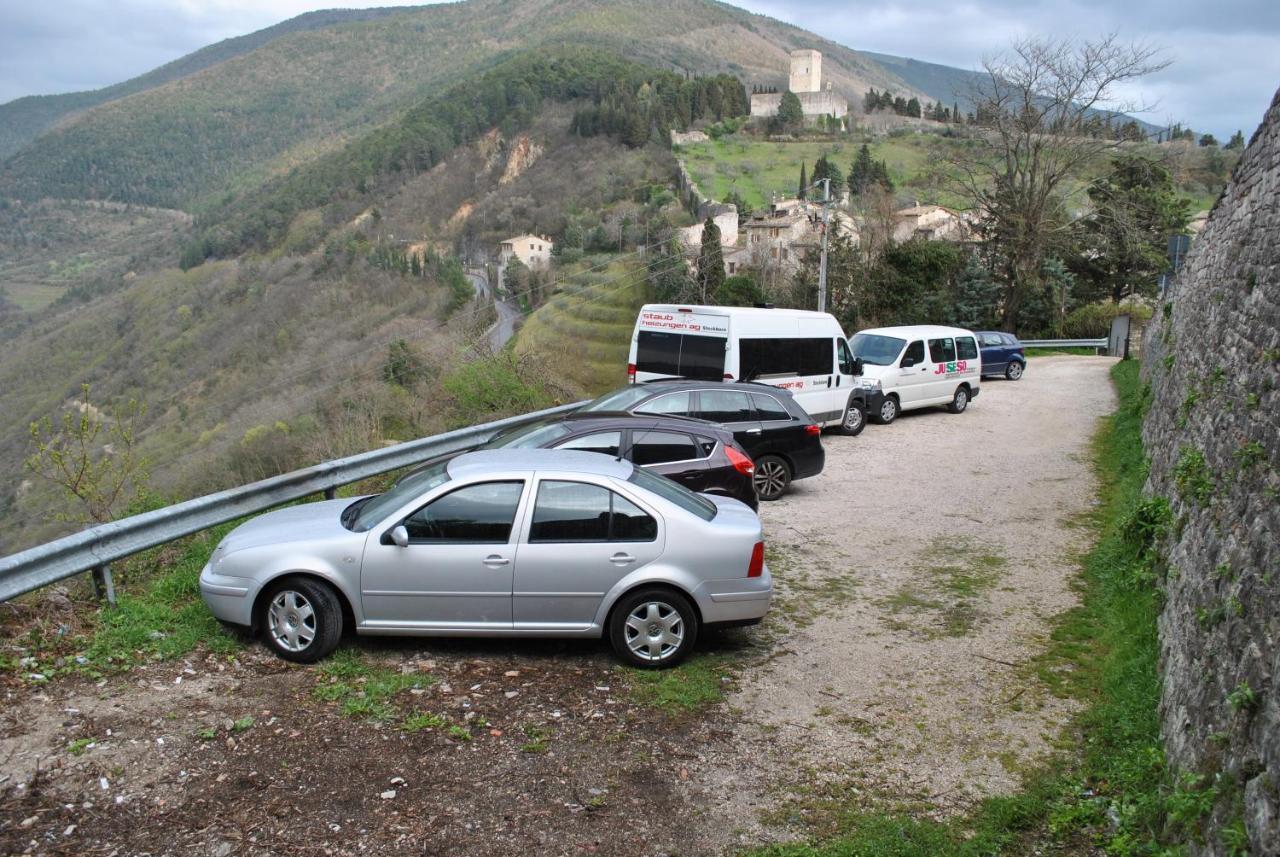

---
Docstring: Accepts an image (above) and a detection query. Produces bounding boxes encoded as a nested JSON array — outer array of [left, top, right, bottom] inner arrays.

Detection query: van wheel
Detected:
[[948, 386, 970, 414], [838, 399, 866, 436], [753, 455, 791, 501], [875, 396, 899, 425], [1006, 361, 1024, 381]]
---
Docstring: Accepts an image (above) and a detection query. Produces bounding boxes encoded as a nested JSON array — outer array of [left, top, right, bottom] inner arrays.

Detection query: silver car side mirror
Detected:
[[390, 525, 409, 548]]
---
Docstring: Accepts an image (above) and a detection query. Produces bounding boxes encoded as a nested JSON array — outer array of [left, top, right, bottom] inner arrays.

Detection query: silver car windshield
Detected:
[[627, 466, 716, 521], [582, 386, 657, 412], [484, 422, 572, 449], [849, 333, 907, 366], [349, 462, 450, 532]]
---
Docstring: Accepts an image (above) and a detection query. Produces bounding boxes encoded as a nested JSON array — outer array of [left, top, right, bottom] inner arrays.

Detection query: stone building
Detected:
[[891, 204, 974, 243], [750, 50, 849, 120]]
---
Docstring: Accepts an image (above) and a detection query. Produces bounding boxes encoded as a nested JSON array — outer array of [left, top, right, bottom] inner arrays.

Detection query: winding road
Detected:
[[466, 271, 522, 351]]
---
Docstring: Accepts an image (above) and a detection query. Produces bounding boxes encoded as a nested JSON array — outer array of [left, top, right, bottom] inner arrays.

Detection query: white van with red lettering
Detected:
[[626, 305, 874, 435], [847, 324, 982, 424]]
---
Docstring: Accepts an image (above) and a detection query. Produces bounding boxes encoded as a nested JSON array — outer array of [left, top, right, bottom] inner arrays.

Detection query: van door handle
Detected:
[[610, 553, 636, 566], [482, 555, 510, 568]]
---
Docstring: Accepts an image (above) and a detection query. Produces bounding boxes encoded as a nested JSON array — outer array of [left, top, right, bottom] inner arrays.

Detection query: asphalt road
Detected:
[[466, 271, 521, 351]]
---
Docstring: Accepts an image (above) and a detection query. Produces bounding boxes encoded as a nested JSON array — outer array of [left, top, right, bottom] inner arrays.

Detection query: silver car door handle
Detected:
[[482, 555, 510, 568], [610, 553, 636, 565], [746, 428, 762, 435]]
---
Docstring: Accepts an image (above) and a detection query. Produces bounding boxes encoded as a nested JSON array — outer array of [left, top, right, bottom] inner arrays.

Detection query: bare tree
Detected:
[[953, 35, 1169, 327]]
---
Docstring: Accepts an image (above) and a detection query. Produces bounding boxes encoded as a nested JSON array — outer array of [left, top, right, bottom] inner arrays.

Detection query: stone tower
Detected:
[[789, 49, 822, 94]]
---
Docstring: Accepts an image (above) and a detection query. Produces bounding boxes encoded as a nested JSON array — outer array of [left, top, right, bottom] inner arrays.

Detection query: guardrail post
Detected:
[[92, 564, 117, 606], [324, 487, 337, 500]]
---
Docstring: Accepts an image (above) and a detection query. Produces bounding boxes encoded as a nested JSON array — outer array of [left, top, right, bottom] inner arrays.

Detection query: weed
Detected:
[[447, 725, 472, 742], [1174, 446, 1215, 506], [1233, 440, 1265, 471], [1226, 681, 1257, 713], [400, 711, 446, 733], [312, 650, 436, 722], [520, 724, 551, 753], [195, 727, 218, 740], [66, 737, 93, 755], [625, 653, 735, 714], [232, 715, 255, 732]]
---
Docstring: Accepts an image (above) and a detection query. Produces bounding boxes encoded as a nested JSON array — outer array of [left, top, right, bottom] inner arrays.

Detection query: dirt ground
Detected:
[[0, 356, 1117, 856]]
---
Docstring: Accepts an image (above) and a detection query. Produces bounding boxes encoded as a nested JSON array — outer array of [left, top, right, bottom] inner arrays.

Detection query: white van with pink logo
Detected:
[[847, 325, 982, 424]]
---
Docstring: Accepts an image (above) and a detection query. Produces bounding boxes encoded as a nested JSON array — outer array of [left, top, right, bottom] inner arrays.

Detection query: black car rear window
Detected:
[[627, 467, 716, 521]]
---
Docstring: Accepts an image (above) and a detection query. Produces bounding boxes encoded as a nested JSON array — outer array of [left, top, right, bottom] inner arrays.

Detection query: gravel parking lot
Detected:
[[0, 356, 1117, 855]]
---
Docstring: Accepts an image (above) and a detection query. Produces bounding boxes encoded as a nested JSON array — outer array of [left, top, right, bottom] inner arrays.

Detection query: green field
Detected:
[[678, 134, 969, 211], [514, 255, 652, 396], [679, 132, 1233, 215]]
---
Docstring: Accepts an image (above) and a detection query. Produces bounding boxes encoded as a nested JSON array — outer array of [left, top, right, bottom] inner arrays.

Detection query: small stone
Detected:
[[212, 842, 234, 857], [504, 670, 520, 677], [504, 691, 519, 699], [380, 789, 397, 800], [20, 816, 38, 829], [489, 729, 503, 737], [390, 777, 405, 785], [99, 777, 110, 790], [63, 824, 77, 836]]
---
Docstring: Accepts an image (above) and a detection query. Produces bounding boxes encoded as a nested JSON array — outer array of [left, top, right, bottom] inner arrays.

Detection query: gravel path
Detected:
[[695, 355, 1119, 848]]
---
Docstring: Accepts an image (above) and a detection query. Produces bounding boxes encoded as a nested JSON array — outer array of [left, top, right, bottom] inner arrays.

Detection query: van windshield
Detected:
[[849, 333, 907, 366], [635, 331, 725, 380]]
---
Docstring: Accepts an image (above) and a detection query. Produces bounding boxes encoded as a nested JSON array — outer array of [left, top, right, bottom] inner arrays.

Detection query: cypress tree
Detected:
[[697, 216, 725, 302], [799, 162, 808, 200]]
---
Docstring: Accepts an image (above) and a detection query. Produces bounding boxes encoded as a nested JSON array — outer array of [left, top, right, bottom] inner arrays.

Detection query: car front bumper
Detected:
[[199, 563, 257, 627]]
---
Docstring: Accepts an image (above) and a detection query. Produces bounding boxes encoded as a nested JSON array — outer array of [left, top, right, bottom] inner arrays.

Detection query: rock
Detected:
[[213, 842, 234, 857], [19, 816, 38, 829], [63, 824, 76, 837], [44, 589, 73, 611], [504, 691, 519, 699], [504, 670, 520, 677], [380, 789, 397, 800]]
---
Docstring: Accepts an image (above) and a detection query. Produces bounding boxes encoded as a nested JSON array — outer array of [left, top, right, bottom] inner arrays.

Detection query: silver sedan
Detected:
[[200, 449, 772, 667]]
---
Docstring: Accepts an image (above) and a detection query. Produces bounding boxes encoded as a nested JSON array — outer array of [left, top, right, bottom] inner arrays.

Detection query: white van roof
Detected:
[[854, 324, 977, 339], [640, 304, 837, 321]]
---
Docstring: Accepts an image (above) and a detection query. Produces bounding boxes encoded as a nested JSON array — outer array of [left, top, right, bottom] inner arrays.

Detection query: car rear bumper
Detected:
[[199, 563, 257, 626], [694, 567, 773, 624]]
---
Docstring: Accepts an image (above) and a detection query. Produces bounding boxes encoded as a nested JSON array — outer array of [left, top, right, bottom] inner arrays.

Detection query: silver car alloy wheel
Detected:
[[754, 459, 788, 499], [268, 589, 317, 653], [624, 600, 684, 662]]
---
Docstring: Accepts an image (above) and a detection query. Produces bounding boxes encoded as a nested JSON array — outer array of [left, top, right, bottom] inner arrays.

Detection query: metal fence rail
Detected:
[[1021, 338, 1109, 350], [0, 401, 583, 604]]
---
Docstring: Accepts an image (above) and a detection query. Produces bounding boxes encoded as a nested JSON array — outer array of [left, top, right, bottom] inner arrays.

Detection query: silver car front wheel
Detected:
[[260, 577, 343, 663], [609, 588, 698, 668]]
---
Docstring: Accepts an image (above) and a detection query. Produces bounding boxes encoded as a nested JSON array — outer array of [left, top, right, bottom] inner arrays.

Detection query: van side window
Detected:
[[956, 337, 978, 361], [837, 339, 855, 375], [901, 340, 925, 366], [928, 338, 956, 363], [740, 338, 833, 379]]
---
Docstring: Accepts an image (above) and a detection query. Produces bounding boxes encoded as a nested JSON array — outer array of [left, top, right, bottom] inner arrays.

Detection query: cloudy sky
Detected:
[[1, 0, 1276, 138]]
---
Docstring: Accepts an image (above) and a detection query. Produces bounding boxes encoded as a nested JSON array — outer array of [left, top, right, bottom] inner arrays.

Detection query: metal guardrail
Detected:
[[1020, 338, 1109, 350], [0, 401, 584, 604]]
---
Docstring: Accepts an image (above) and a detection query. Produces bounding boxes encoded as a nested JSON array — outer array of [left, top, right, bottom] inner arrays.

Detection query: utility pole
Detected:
[[816, 177, 831, 313]]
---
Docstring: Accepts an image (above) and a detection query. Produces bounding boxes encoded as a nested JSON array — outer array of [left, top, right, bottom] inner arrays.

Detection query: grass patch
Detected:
[[879, 538, 1005, 639], [751, 361, 1196, 855], [312, 648, 436, 722], [624, 653, 735, 714], [520, 724, 551, 753]]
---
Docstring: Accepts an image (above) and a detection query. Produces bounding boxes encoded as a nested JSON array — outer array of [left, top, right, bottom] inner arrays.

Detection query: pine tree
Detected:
[[1225, 129, 1245, 150], [697, 216, 726, 302], [776, 91, 804, 130], [798, 162, 808, 200], [848, 144, 875, 196]]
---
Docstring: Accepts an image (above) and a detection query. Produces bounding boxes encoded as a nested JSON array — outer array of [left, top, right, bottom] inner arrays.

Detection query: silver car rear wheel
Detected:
[[609, 588, 698, 668], [625, 601, 684, 662]]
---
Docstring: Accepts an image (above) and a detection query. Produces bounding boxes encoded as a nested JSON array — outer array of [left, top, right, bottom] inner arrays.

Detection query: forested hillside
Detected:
[[0, 0, 926, 213]]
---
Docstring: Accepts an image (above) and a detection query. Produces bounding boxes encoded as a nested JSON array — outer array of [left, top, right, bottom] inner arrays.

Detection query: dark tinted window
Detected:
[[901, 340, 925, 366], [611, 494, 658, 541], [631, 431, 699, 465], [636, 331, 724, 380], [697, 390, 755, 423], [956, 337, 978, 361], [627, 468, 716, 521], [557, 431, 621, 457], [929, 338, 956, 363], [740, 337, 833, 379], [838, 338, 855, 375], [634, 391, 691, 416], [529, 481, 656, 542], [403, 481, 523, 543], [694, 435, 717, 457], [752, 392, 792, 422]]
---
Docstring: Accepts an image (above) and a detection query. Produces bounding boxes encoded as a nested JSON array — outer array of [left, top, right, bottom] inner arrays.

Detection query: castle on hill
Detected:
[[749, 49, 849, 120]]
